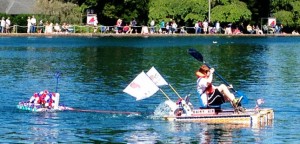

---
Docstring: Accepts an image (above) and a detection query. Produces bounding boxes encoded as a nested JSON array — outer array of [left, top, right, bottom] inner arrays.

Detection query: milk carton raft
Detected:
[[17, 90, 71, 112]]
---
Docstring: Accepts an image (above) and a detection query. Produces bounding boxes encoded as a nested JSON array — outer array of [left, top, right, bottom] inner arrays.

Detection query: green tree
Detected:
[[270, 0, 299, 29], [149, 0, 209, 26], [34, 0, 82, 24], [240, 0, 270, 24], [211, 0, 251, 23], [148, 0, 251, 26], [273, 10, 293, 27], [291, 1, 300, 27], [100, 0, 149, 25]]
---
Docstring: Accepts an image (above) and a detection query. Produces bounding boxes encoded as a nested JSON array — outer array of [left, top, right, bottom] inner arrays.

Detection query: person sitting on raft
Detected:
[[29, 90, 56, 108], [196, 65, 243, 109]]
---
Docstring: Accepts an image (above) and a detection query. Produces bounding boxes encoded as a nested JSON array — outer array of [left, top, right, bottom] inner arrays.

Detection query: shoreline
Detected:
[[0, 33, 299, 37]]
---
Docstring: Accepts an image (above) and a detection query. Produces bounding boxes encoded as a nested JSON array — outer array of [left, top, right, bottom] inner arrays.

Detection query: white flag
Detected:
[[146, 66, 168, 86], [123, 71, 159, 101]]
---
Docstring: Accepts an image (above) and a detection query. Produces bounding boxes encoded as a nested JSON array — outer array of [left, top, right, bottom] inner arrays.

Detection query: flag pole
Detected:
[[168, 84, 182, 99], [159, 88, 171, 101]]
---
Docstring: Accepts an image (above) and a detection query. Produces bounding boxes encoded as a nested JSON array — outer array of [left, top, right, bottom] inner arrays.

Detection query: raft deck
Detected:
[[164, 108, 274, 127]]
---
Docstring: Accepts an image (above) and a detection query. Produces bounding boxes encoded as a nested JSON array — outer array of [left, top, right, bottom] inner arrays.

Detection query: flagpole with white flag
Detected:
[[123, 71, 171, 101], [147, 66, 182, 99], [168, 84, 181, 99]]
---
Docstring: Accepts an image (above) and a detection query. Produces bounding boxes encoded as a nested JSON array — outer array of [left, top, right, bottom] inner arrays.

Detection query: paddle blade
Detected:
[[188, 48, 203, 62], [236, 91, 248, 104]]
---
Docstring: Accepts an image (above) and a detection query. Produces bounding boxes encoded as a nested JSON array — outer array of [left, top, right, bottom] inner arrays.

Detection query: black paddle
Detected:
[[188, 48, 248, 104]]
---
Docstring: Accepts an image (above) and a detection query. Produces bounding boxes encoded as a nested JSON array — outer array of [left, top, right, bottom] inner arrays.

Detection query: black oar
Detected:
[[188, 48, 248, 104]]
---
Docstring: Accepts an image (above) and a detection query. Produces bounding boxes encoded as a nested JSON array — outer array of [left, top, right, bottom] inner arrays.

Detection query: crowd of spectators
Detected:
[[100, 18, 289, 35], [25, 15, 74, 34], [0, 15, 295, 35]]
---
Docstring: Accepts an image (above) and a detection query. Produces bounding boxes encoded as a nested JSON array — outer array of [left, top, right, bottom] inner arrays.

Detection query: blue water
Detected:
[[0, 35, 299, 143]]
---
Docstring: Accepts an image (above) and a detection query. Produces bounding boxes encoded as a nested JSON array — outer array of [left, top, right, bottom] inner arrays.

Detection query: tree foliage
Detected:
[[149, 0, 208, 25], [211, 1, 251, 23], [273, 10, 293, 26], [271, 0, 300, 28], [34, 0, 82, 24], [291, 1, 300, 27]]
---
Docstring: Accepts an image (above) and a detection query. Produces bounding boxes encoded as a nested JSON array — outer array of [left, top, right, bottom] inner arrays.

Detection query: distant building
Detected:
[[0, 0, 35, 14]]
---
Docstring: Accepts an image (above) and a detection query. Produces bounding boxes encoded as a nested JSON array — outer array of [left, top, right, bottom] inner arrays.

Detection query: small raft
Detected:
[[163, 99, 274, 127], [17, 90, 71, 112], [17, 102, 72, 112]]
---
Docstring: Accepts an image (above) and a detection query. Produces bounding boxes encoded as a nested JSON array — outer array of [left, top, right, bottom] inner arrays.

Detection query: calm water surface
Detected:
[[0, 35, 299, 143]]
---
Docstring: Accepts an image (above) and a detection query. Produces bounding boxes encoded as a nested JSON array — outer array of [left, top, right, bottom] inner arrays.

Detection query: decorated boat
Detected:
[[17, 72, 73, 112], [123, 49, 274, 127], [17, 90, 72, 112]]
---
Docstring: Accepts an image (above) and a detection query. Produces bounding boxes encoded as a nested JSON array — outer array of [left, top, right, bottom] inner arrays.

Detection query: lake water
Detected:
[[0, 35, 299, 143]]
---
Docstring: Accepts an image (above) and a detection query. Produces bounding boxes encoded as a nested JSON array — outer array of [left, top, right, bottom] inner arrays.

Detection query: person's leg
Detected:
[[207, 89, 225, 106], [217, 84, 234, 101], [217, 84, 243, 109]]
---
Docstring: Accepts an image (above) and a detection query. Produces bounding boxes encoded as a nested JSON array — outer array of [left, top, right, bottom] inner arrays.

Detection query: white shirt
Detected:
[[172, 23, 177, 29], [5, 19, 10, 26], [216, 22, 220, 29], [150, 20, 155, 26], [27, 19, 31, 27], [31, 17, 36, 25], [94, 19, 98, 26], [195, 23, 199, 28], [197, 74, 214, 107], [1, 19, 5, 27], [203, 21, 208, 28]]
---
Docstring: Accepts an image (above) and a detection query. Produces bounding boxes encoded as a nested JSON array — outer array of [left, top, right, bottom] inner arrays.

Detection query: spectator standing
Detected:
[[37, 20, 43, 33], [195, 21, 200, 34], [238, 22, 245, 33], [159, 20, 165, 34], [27, 16, 31, 33], [247, 24, 254, 34], [141, 25, 149, 34], [116, 18, 122, 34], [203, 20, 208, 34], [93, 17, 98, 33], [44, 21, 53, 34], [61, 22, 68, 33], [130, 19, 137, 34], [225, 24, 232, 34], [171, 20, 177, 34], [5, 17, 11, 33], [255, 25, 263, 34], [215, 21, 220, 33], [198, 21, 203, 33], [168, 20, 173, 34], [1, 17, 5, 33], [30, 15, 37, 33], [275, 24, 282, 34], [165, 22, 170, 34], [150, 19, 155, 34], [54, 23, 61, 33]]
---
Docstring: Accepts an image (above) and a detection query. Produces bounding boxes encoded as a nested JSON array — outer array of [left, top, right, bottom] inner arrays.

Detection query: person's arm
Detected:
[[207, 68, 214, 83]]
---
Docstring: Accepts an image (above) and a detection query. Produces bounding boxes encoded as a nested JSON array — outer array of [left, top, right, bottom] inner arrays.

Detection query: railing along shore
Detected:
[[0, 24, 297, 36]]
